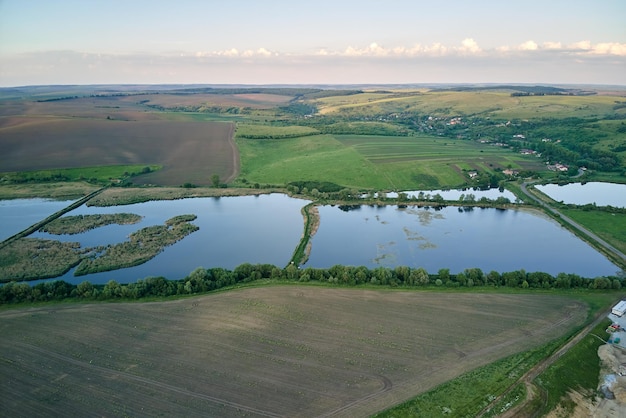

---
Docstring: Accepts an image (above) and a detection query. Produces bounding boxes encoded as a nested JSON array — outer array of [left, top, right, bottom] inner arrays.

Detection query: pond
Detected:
[[23, 194, 309, 285], [305, 205, 620, 277], [2, 193, 621, 285], [535, 182, 626, 207]]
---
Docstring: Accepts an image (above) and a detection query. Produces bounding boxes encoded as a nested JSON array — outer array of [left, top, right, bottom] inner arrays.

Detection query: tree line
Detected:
[[1, 263, 622, 305]]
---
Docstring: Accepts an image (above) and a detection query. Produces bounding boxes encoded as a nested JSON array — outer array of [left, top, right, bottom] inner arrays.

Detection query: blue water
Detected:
[[305, 205, 620, 277], [0, 198, 74, 241], [18, 194, 309, 284], [2, 193, 621, 285], [536, 182, 626, 207]]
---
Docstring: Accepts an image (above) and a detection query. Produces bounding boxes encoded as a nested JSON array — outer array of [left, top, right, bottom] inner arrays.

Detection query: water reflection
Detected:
[[536, 182, 626, 207], [306, 205, 619, 277]]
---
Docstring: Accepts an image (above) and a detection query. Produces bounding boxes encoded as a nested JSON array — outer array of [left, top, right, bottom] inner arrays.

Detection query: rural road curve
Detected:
[[520, 181, 626, 264]]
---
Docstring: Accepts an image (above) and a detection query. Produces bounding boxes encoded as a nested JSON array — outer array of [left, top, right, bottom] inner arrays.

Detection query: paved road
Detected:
[[520, 181, 626, 264]]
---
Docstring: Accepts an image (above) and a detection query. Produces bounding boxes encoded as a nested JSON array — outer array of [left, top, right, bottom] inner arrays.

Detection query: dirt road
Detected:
[[477, 306, 613, 417]]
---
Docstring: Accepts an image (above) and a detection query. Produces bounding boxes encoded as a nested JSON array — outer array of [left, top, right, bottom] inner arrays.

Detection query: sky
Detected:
[[1, 0, 625, 86]]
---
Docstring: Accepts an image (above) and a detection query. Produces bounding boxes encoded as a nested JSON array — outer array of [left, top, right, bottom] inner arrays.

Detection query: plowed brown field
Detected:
[[0, 97, 237, 186], [0, 287, 587, 417]]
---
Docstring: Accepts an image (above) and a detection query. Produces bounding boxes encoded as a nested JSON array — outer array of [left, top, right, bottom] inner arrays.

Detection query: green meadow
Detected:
[[561, 209, 626, 254], [1, 164, 161, 185], [237, 132, 540, 190]]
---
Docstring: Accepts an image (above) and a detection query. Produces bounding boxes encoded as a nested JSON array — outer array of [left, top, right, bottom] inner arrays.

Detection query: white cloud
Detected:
[[458, 38, 481, 54], [588, 42, 626, 56], [183, 39, 626, 60], [1, 47, 624, 86], [518, 40, 538, 51]]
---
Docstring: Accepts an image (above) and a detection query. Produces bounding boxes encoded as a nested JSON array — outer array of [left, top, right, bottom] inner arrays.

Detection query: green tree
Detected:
[[211, 174, 220, 188], [438, 268, 450, 282], [102, 280, 122, 298], [76, 281, 94, 298]]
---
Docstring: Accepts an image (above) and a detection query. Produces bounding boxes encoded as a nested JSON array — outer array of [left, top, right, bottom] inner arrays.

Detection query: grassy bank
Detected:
[[288, 203, 320, 266], [87, 186, 285, 206], [0, 182, 101, 200]]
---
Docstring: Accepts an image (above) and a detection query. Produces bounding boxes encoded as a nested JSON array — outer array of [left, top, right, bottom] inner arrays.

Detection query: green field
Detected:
[[532, 319, 611, 416], [235, 123, 320, 138], [1, 164, 161, 184], [561, 209, 626, 254], [237, 133, 541, 190]]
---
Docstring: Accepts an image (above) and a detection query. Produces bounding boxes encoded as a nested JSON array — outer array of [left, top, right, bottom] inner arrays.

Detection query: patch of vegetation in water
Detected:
[[0, 238, 83, 282], [74, 215, 199, 275], [40, 213, 142, 235]]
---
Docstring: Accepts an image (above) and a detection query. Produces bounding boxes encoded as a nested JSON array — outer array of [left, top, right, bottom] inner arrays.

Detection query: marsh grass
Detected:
[[74, 215, 199, 275], [0, 238, 83, 282], [40, 213, 142, 235]]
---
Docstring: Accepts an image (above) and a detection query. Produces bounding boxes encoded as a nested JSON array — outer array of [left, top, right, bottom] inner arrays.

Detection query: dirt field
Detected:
[[0, 287, 587, 417], [137, 93, 293, 109], [0, 112, 237, 186]]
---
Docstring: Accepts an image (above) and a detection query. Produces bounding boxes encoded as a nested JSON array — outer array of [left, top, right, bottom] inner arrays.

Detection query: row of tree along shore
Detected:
[[1, 263, 623, 305]]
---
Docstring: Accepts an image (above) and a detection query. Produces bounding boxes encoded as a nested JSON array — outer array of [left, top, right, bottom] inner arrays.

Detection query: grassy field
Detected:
[[0, 182, 100, 200], [235, 123, 320, 138], [1, 164, 161, 184], [0, 287, 588, 417], [375, 341, 558, 417], [138, 92, 294, 109], [237, 133, 542, 190], [560, 209, 626, 254], [532, 318, 611, 416], [237, 134, 374, 188], [313, 90, 621, 119]]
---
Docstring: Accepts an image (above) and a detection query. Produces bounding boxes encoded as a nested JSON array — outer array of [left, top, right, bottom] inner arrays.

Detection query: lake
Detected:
[[18, 194, 309, 285], [305, 205, 620, 277], [1, 194, 621, 284], [535, 182, 626, 207]]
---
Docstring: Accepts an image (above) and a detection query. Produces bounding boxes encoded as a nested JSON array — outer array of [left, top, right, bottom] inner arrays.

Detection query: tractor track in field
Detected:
[[15, 342, 283, 418]]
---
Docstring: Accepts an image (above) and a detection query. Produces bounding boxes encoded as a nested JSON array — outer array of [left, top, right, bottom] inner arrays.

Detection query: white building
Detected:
[[612, 300, 626, 317]]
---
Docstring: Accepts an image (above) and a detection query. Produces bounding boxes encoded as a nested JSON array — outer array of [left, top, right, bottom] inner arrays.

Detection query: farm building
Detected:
[[612, 300, 626, 317]]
